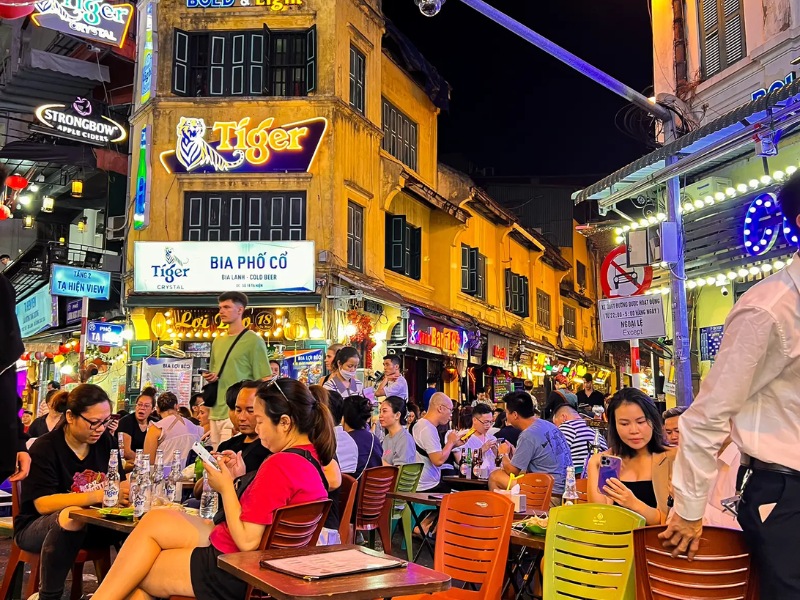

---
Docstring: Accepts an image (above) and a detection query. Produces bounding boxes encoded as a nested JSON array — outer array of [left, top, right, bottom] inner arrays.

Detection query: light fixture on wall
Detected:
[[71, 179, 83, 197], [22, 214, 34, 229], [77, 216, 88, 233], [41, 196, 54, 213]]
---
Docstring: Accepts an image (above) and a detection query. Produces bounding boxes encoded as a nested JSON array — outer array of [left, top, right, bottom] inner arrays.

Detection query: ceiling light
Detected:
[[749, 266, 760, 275], [22, 215, 34, 229], [71, 179, 83, 197], [41, 196, 54, 213], [687, 280, 697, 289]]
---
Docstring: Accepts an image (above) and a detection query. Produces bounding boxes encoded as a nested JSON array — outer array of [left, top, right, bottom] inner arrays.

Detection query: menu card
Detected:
[[260, 548, 407, 580]]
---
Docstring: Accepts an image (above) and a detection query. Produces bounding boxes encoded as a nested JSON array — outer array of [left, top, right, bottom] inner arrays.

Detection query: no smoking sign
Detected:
[[600, 245, 653, 298]]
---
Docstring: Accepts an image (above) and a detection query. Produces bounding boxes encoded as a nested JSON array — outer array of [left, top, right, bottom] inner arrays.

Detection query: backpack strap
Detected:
[[283, 448, 329, 491]]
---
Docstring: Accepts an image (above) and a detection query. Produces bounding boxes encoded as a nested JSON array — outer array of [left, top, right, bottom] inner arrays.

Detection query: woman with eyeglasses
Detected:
[[15, 384, 128, 600], [89, 377, 337, 600]]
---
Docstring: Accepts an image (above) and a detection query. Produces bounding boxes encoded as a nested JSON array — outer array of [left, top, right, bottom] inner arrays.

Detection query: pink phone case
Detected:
[[598, 456, 622, 493]]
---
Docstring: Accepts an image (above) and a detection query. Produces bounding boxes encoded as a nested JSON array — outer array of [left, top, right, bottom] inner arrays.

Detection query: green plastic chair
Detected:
[[543, 504, 646, 600], [390, 462, 424, 561]]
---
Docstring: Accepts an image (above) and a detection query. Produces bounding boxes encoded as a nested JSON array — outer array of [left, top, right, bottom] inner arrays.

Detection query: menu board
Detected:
[[494, 375, 512, 404], [282, 349, 324, 385], [141, 358, 193, 406]]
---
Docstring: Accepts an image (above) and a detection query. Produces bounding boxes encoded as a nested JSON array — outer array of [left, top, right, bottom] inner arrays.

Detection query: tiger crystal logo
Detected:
[[149, 247, 191, 288], [159, 116, 327, 175], [32, 0, 134, 48]]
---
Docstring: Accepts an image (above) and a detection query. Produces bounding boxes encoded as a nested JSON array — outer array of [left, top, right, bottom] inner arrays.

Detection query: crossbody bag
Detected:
[[202, 330, 247, 407]]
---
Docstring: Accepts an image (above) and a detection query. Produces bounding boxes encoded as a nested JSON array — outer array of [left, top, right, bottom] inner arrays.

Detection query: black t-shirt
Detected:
[[16, 427, 125, 531], [217, 434, 272, 473], [117, 414, 149, 452], [348, 429, 383, 479], [27, 415, 53, 438], [495, 425, 521, 447], [576, 389, 606, 407]]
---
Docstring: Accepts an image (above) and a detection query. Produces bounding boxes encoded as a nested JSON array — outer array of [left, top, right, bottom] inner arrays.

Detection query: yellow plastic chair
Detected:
[[543, 504, 645, 600], [390, 462, 424, 561]]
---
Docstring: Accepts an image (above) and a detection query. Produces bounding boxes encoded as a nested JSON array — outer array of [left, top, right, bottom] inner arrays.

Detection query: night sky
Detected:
[[383, 0, 655, 178]]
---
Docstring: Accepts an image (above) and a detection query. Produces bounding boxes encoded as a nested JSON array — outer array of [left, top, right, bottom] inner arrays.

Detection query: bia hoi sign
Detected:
[[32, 0, 134, 48], [133, 241, 315, 294], [159, 116, 327, 175], [35, 97, 127, 146]]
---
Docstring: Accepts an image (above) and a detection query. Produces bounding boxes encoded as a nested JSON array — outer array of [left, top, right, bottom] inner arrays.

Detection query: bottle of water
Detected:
[[134, 449, 144, 471], [103, 449, 120, 508], [165, 449, 183, 503], [562, 466, 579, 506], [199, 470, 218, 519], [132, 467, 146, 520], [152, 450, 165, 501]]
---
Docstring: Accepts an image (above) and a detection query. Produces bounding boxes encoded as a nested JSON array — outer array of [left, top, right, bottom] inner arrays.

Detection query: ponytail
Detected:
[[310, 400, 336, 465]]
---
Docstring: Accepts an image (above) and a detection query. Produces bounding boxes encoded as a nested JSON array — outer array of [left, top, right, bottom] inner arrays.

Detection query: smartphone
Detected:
[[597, 455, 622, 494], [198, 368, 210, 375], [191, 441, 220, 471]]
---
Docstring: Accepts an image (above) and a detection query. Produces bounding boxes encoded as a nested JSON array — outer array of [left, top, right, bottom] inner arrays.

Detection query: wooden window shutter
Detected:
[[461, 245, 470, 292], [305, 25, 317, 94], [172, 29, 190, 96], [262, 23, 272, 95], [386, 214, 406, 273], [410, 226, 421, 280], [468, 247, 478, 294]]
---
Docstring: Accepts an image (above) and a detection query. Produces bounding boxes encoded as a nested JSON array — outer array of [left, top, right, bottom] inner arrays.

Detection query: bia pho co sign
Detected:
[[32, 0, 134, 48], [35, 97, 126, 145]]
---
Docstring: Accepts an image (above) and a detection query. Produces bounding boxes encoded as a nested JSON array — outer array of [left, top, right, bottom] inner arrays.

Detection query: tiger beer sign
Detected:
[[159, 116, 327, 175]]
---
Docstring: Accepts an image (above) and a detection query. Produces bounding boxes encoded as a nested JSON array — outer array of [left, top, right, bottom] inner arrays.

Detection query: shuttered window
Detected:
[[460, 244, 486, 300], [347, 201, 364, 272], [381, 99, 418, 171], [183, 191, 306, 241], [700, 0, 745, 78], [576, 260, 587, 291], [172, 26, 316, 97], [349, 45, 366, 115], [536, 289, 551, 329], [505, 269, 529, 318], [385, 213, 421, 280], [563, 304, 577, 339]]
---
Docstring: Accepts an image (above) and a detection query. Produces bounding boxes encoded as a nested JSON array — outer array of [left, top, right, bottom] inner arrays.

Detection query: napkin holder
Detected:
[[494, 486, 527, 512]]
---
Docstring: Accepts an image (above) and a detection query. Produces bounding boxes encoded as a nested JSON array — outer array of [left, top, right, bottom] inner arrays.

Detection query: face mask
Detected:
[[340, 370, 354, 381]]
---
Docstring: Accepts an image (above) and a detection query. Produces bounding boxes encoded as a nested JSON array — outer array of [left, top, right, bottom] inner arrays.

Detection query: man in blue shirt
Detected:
[[421, 375, 438, 411], [489, 391, 572, 507]]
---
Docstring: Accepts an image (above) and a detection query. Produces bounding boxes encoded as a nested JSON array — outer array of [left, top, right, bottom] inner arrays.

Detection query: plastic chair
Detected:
[[337, 474, 358, 544], [395, 490, 514, 600], [575, 477, 588, 504], [390, 463, 424, 561], [634, 525, 759, 599], [354, 466, 399, 553], [517, 472, 554, 511], [542, 504, 645, 600], [170, 499, 331, 600], [0, 481, 112, 600]]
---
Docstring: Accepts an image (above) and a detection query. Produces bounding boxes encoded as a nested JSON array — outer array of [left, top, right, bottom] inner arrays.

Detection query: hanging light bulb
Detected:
[[77, 216, 88, 233], [345, 323, 357, 336], [41, 196, 54, 213], [71, 179, 83, 197], [22, 214, 34, 229]]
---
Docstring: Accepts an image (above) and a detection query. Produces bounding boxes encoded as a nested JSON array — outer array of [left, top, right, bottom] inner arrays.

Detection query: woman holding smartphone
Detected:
[[586, 388, 675, 525]]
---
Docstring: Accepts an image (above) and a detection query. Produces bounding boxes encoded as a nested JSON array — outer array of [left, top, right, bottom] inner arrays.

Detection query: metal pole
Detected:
[[629, 338, 641, 389], [457, 0, 672, 121]]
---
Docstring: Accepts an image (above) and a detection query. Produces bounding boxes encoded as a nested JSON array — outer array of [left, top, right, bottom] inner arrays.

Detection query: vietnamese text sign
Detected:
[[51, 265, 111, 300], [141, 358, 193, 406], [159, 116, 327, 175], [133, 241, 315, 293], [600, 245, 653, 298], [700, 325, 725, 362], [87, 321, 124, 347], [16, 286, 58, 338], [283, 349, 324, 385], [66, 299, 83, 324], [599, 296, 666, 342], [32, 0, 134, 48]]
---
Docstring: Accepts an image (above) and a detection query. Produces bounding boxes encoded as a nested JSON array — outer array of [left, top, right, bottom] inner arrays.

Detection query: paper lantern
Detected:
[[59, 345, 70, 354], [20, 353, 29, 361], [45, 352, 54, 359], [0, 4, 34, 19], [53, 355, 65, 364], [34, 352, 44, 360], [98, 345, 111, 354], [485, 367, 493, 376], [0, 205, 10, 220], [6, 175, 28, 190]]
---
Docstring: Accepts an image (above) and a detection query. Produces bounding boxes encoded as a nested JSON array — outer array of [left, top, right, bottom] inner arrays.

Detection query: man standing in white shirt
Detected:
[[374, 354, 409, 402], [661, 173, 800, 598]]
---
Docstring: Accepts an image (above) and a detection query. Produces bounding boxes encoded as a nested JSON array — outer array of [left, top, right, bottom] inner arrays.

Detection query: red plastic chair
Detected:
[[354, 466, 398, 553], [634, 525, 759, 599], [396, 491, 514, 600], [574, 477, 588, 504], [517, 472, 554, 511], [0, 481, 112, 600], [337, 474, 358, 544]]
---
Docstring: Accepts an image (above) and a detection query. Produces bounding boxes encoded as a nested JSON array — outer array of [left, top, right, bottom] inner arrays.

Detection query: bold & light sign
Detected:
[[159, 116, 327, 175], [35, 97, 126, 145], [187, 0, 302, 8], [132, 241, 316, 293], [50, 265, 112, 300], [32, 0, 134, 48]]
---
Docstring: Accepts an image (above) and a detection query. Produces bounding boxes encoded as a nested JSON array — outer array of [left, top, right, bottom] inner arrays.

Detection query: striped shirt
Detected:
[[558, 418, 607, 473]]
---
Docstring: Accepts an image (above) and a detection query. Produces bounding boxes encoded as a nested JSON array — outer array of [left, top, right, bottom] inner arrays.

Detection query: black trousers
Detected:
[[0, 366, 20, 482], [737, 467, 800, 598]]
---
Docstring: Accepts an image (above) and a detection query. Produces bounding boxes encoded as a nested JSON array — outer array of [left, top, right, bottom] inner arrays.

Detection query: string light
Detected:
[[645, 256, 793, 295]]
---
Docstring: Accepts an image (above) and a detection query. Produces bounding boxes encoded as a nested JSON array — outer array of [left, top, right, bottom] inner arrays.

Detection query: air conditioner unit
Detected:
[[106, 215, 126, 241], [680, 176, 732, 204]]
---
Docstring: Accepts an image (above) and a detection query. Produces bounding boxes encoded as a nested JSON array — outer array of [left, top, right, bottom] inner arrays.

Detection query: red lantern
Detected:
[[0, 205, 10, 220], [5, 175, 28, 190], [485, 367, 493, 376], [73, 344, 81, 354], [98, 345, 111, 354], [45, 352, 54, 359], [0, 4, 34, 18], [20, 352, 29, 361], [58, 344, 70, 354]]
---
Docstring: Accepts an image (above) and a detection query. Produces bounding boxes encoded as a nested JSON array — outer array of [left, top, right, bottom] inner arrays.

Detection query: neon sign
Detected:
[[34, 97, 126, 145], [32, 0, 133, 48], [159, 116, 327, 175], [187, 0, 302, 8], [492, 345, 508, 360], [751, 73, 796, 101], [742, 192, 799, 256], [139, 1, 154, 105], [408, 319, 469, 357], [133, 126, 151, 231]]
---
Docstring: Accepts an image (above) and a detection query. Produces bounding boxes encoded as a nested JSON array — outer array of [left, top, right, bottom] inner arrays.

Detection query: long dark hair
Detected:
[[62, 384, 111, 430], [332, 346, 360, 371], [606, 388, 666, 459], [381, 395, 407, 426], [257, 378, 336, 464]]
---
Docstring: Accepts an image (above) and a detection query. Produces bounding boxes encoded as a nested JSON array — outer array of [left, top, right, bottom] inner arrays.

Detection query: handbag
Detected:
[[202, 330, 248, 407]]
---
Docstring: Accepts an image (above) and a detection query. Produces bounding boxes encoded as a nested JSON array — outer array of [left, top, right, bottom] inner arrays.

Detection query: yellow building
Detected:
[[124, 0, 600, 405]]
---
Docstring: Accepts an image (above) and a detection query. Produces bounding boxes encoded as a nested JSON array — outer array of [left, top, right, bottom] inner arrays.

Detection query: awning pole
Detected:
[[456, 0, 694, 405]]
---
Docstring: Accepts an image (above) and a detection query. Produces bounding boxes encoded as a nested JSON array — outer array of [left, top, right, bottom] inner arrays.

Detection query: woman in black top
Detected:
[[343, 395, 383, 479], [27, 390, 66, 439], [15, 384, 126, 600]]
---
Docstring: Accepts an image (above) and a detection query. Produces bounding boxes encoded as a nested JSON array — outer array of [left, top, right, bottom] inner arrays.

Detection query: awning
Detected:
[[126, 294, 322, 308], [574, 77, 800, 209]]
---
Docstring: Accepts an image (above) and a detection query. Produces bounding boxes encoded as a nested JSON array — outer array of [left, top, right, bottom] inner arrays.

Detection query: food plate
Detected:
[[98, 507, 134, 520], [515, 514, 549, 535]]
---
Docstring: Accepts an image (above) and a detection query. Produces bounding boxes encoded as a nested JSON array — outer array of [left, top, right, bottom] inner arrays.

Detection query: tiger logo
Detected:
[[164, 247, 188, 268], [175, 117, 245, 172]]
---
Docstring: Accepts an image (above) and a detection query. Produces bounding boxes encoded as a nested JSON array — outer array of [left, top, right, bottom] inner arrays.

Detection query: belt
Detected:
[[741, 455, 800, 478]]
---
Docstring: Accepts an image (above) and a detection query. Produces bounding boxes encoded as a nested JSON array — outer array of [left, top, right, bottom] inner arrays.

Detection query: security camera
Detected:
[[720, 286, 730, 297], [415, 0, 445, 17]]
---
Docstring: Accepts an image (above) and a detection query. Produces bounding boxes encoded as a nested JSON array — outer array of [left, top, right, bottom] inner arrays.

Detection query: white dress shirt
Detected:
[[673, 254, 800, 521]]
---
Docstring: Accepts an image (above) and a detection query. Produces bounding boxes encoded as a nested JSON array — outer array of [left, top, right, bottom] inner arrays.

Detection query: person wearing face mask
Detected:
[[323, 347, 364, 398]]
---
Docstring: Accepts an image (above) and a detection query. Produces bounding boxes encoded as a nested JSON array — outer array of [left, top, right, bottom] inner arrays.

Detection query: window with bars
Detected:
[[349, 45, 366, 115], [536, 289, 551, 329], [460, 244, 486, 300], [172, 25, 316, 97], [183, 191, 306, 241], [381, 99, 418, 171], [505, 269, 529, 318], [347, 201, 364, 272], [700, 0, 745, 79], [563, 304, 577, 339], [576, 261, 587, 291], [385, 213, 421, 280]]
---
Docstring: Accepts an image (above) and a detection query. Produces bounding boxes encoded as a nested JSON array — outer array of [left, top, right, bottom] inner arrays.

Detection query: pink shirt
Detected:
[[209, 445, 327, 553]]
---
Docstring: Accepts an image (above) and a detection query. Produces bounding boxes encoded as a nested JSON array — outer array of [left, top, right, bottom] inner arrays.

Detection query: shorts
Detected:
[[189, 544, 248, 600]]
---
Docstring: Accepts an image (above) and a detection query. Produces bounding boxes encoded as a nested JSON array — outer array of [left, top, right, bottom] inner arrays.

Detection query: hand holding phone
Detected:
[[597, 455, 622, 494], [192, 441, 220, 471]]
